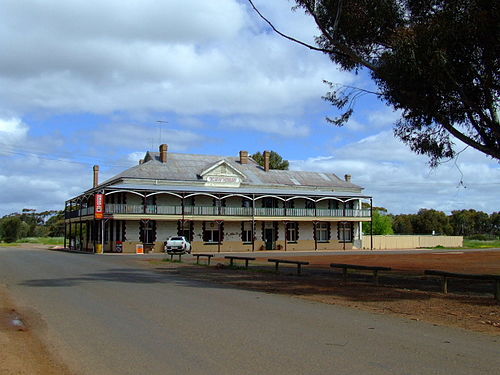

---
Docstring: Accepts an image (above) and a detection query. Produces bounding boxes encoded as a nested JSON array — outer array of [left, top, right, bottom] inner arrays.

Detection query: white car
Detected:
[[164, 236, 192, 254]]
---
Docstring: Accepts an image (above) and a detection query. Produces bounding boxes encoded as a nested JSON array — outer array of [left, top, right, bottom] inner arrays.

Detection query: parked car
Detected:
[[164, 236, 192, 254]]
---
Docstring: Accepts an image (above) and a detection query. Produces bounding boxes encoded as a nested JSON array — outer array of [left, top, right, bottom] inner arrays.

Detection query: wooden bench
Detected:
[[424, 270, 500, 300], [225, 255, 256, 269], [330, 263, 392, 285], [167, 253, 183, 262], [268, 258, 309, 275], [194, 253, 214, 265]]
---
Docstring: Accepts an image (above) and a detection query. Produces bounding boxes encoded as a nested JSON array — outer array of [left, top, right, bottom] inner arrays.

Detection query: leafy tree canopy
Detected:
[[249, 0, 500, 165], [251, 151, 290, 170]]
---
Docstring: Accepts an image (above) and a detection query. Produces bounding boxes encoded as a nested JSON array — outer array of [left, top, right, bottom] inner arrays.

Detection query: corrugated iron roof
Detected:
[[101, 151, 362, 191]]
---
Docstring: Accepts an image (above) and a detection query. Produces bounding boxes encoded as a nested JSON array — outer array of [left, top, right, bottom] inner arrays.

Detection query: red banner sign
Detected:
[[95, 194, 104, 219]]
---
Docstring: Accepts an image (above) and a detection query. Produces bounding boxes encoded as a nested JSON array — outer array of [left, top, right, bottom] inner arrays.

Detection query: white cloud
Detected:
[[0, 0, 354, 120], [291, 131, 500, 214], [88, 123, 208, 152], [223, 116, 310, 137], [0, 117, 28, 146]]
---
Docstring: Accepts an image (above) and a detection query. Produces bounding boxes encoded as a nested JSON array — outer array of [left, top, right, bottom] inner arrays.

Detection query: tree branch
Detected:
[[247, 0, 336, 55], [439, 119, 500, 160], [300, 1, 379, 72]]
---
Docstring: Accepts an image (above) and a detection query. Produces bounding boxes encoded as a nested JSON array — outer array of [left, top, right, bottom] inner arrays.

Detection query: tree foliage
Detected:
[[249, 0, 500, 165], [0, 216, 22, 243], [363, 209, 394, 235], [0, 209, 63, 242], [251, 151, 290, 170]]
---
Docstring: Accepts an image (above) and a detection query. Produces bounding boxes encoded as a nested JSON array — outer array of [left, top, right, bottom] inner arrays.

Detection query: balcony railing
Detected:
[[100, 204, 371, 218]]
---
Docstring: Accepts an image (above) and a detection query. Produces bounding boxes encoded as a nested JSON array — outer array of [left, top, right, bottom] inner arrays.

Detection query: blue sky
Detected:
[[0, 0, 498, 216]]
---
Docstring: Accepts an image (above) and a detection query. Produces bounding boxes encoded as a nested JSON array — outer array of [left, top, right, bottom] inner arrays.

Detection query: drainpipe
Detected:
[[370, 198, 373, 250], [251, 194, 255, 252]]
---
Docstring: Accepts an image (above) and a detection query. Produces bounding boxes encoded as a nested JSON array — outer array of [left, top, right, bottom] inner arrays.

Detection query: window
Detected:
[[339, 222, 352, 242], [287, 222, 298, 242], [203, 221, 220, 243], [140, 220, 155, 244], [329, 200, 340, 209], [242, 222, 253, 242], [262, 197, 278, 208], [316, 222, 329, 242], [305, 201, 316, 209]]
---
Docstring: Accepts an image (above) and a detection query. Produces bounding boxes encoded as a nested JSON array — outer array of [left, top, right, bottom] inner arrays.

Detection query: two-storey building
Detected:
[[64, 145, 372, 253]]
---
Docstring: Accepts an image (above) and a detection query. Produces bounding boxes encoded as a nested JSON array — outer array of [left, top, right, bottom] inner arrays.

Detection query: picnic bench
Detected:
[[330, 263, 392, 285], [268, 258, 309, 275], [225, 255, 256, 269], [424, 270, 500, 300], [194, 253, 214, 265]]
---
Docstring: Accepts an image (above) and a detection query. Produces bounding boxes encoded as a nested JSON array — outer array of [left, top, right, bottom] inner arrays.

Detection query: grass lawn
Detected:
[[17, 237, 64, 245], [463, 239, 500, 249]]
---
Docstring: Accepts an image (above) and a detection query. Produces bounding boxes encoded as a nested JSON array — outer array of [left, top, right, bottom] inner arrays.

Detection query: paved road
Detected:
[[1, 247, 499, 375]]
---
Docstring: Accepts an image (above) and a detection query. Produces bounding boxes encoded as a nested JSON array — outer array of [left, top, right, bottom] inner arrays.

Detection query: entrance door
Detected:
[[264, 228, 275, 250]]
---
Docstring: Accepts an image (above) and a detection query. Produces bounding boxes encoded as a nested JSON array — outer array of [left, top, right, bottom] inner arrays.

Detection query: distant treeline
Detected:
[[0, 209, 64, 243], [365, 207, 500, 238]]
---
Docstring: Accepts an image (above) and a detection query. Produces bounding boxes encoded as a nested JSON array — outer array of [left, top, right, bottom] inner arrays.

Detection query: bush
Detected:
[[0, 217, 22, 243]]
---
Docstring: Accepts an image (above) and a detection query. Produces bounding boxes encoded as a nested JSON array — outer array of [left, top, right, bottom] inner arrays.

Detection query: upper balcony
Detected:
[[91, 204, 371, 218]]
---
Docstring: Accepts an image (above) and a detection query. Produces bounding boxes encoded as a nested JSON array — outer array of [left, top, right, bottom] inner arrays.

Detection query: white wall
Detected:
[[125, 221, 139, 241], [156, 221, 177, 240], [224, 221, 241, 241]]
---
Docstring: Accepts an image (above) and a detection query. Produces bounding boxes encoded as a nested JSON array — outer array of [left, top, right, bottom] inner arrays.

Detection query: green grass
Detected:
[[15, 237, 65, 245], [0, 242, 20, 247], [463, 239, 500, 249]]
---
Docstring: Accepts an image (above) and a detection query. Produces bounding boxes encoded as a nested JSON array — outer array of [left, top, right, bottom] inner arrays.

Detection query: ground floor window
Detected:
[[178, 220, 193, 242], [241, 221, 253, 243], [140, 220, 156, 243], [316, 222, 329, 242], [287, 222, 298, 242], [203, 221, 222, 243], [338, 222, 352, 242]]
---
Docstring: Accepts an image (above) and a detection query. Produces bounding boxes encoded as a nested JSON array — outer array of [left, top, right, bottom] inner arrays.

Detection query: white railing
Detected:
[[103, 204, 371, 218]]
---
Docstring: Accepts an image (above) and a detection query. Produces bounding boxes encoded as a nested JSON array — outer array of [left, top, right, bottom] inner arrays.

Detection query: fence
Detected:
[[361, 235, 463, 250]]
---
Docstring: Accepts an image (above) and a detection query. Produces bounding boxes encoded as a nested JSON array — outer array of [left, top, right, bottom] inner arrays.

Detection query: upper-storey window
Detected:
[[262, 197, 278, 208]]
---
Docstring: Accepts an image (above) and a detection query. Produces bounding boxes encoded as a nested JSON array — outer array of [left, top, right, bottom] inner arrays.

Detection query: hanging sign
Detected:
[[95, 194, 105, 219]]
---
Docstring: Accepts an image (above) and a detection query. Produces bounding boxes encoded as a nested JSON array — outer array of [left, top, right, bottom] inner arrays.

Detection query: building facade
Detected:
[[64, 146, 372, 253]]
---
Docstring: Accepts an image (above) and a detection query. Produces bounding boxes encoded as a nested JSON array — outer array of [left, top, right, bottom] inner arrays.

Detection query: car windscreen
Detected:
[[170, 237, 183, 241]]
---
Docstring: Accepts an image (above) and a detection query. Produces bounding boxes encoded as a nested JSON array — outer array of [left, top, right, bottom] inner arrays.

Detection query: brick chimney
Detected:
[[159, 144, 168, 163], [263, 150, 270, 171], [239, 150, 248, 164], [344, 174, 352, 183], [93, 165, 99, 188]]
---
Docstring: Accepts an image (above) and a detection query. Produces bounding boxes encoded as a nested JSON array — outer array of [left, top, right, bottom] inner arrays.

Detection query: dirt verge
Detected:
[[0, 285, 73, 375]]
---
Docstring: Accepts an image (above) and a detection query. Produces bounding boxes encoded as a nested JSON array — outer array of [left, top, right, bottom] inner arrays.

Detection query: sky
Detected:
[[0, 0, 498, 217]]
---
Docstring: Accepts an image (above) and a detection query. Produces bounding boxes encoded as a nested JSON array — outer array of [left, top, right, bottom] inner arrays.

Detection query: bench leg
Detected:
[[207, 257, 211, 266], [229, 258, 234, 267], [495, 280, 500, 301], [196, 256, 199, 264], [297, 264, 301, 275], [245, 260, 249, 269], [342, 268, 347, 282], [170, 254, 174, 261], [275, 262, 279, 273], [178, 254, 181, 262], [373, 270, 379, 285], [442, 276, 448, 294]]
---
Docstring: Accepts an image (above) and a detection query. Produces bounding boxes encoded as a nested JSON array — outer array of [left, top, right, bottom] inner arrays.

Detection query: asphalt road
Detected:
[[1, 247, 499, 375]]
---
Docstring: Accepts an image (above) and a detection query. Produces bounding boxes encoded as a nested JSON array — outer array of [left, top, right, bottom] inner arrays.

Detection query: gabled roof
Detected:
[[100, 151, 362, 191]]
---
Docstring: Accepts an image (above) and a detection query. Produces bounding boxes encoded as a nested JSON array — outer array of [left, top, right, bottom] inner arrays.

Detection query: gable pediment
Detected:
[[200, 160, 245, 187]]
